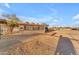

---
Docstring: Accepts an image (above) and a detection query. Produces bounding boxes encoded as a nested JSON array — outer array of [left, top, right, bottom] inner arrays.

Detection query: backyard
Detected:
[[0, 29, 79, 55]]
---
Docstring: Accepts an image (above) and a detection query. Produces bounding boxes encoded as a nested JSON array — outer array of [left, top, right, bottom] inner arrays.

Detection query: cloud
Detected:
[[0, 8, 6, 15], [4, 3, 10, 8], [18, 15, 63, 27], [18, 16, 47, 23], [53, 19, 59, 22], [18, 8, 62, 25], [0, 3, 10, 14], [71, 21, 79, 27], [72, 14, 79, 25], [74, 21, 79, 24], [0, 3, 10, 9], [72, 21, 79, 26], [0, 9, 5, 13], [49, 8, 57, 16], [0, 9, 6, 18], [73, 14, 79, 20], [0, 8, 9, 14]]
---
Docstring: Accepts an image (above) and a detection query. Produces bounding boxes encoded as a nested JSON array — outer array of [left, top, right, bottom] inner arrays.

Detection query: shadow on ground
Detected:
[[54, 35, 77, 55]]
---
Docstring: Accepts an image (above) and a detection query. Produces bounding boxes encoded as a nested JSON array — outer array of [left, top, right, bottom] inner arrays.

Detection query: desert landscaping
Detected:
[[0, 28, 78, 55]]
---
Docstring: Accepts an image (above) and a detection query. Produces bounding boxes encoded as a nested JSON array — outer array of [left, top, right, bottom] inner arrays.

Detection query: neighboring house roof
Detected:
[[0, 19, 7, 24], [0, 19, 44, 27], [18, 22, 44, 27]]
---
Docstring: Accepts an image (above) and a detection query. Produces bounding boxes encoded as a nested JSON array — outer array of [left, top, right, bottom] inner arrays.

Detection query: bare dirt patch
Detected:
[[6, 32, 59, 55]]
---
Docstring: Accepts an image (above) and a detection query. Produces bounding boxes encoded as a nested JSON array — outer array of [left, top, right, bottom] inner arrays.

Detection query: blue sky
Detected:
[[0, 3, 79, 27]]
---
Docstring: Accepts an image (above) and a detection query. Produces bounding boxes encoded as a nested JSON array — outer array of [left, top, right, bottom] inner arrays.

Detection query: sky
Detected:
[[0, 3, 79, 27]]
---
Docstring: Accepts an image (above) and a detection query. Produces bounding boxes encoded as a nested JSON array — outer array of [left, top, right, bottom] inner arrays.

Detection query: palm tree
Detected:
[[2, 14, 21, 33]]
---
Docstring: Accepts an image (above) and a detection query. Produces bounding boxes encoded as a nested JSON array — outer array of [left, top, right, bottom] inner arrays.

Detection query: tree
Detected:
[[2, 14, 21, 33]]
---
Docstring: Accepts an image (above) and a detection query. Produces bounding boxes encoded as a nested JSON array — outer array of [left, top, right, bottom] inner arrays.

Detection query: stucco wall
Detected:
[[0, 24, 8, 35]]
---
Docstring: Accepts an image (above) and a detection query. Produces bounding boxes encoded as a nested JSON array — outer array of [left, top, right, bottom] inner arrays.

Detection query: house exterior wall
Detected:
[[0, 24, 8, 35], [13, 27, 20, 32], [24, 25, 45, 31], [19, 25, 25, 31], [18, 23, 45, 31], [0, 19, 45, 35]]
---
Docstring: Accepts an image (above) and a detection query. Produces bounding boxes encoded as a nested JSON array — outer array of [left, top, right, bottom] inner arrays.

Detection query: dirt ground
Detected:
[[4, 29, 79, 55], [6, 31, 59, 55]]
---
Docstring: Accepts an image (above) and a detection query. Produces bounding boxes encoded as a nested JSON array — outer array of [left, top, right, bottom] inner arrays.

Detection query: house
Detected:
[[18, 22, 45, 31], [0, 19, 45, 35], [0, 19, 8, 34]]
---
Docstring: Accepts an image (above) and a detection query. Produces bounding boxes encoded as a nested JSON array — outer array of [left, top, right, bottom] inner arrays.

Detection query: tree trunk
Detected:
[[10, 27, 14, 33]]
